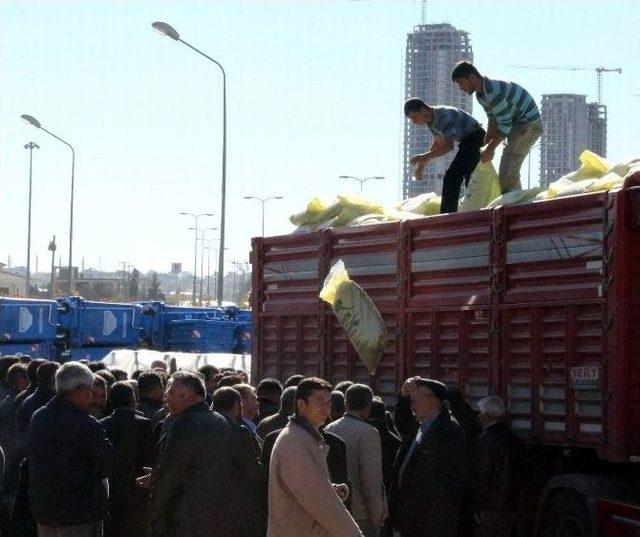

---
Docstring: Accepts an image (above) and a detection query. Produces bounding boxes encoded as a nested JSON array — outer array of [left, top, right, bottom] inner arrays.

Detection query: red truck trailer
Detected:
[[250, 173, 640, 536]]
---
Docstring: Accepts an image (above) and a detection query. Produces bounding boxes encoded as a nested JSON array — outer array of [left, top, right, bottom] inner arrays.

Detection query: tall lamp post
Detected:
[[152, 21, 227, 306], [191, 227, 217, 305], [24, 142, 40, 297], [180, 212, 213, 305], [21, 115, 76, 293], [338, 175, 385, 193], [243, 196, 283, 237]]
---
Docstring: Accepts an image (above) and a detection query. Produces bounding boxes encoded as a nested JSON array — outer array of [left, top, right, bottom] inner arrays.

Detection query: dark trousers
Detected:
[[440, 129, 485, 214]]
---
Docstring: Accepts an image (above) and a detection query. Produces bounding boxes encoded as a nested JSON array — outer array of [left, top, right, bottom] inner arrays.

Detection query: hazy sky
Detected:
[[1, 0, 638, 274]]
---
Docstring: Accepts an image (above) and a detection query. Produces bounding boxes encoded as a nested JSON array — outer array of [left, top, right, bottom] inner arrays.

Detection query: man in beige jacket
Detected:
[[325, 384, 387, 536], [267, 377, 363, 537]]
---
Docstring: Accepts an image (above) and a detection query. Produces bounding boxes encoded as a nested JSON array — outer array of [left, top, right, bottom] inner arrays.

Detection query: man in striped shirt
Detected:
[[451, 61, 543, 193], [404, 98, 486, 213]]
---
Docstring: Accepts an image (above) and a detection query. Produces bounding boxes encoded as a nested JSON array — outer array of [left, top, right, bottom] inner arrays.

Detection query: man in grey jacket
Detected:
[[325, 384, 387, 536]]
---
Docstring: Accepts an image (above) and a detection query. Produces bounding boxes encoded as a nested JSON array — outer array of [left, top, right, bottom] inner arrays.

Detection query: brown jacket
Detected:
[[267, 419, 363, 537]]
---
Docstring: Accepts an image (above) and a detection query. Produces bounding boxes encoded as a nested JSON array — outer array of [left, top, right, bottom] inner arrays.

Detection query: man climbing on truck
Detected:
[[451, 61, 543, 194], [404, 98, 486, 213]]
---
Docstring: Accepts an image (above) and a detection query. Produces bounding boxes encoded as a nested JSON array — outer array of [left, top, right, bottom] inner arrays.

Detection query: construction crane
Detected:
[[508, 65, 622, 104], [421, 0, 427, 24]]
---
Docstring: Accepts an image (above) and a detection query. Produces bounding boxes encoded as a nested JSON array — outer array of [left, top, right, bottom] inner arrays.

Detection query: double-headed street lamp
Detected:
[[243, 196, 283, 237], [24, 142, 40, 297], [152, 21, 227, 306], [21, 115, 76, 293], [338, 175, 385, 193], [180, 212, 213, 305]]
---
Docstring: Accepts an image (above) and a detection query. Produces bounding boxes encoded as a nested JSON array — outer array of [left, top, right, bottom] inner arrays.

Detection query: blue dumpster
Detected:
[[165, 319, 238, 353], [65, 347, 119, 362], [0, 340, 56, 359], [58, 297, 143, 348], [0, 297, 58, 343]]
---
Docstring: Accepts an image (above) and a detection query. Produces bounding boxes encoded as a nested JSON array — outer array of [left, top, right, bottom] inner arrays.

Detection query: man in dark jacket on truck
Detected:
[[28, 361, 113, 537], [389, 376, 467, 537], [404, 97, 486, 213]]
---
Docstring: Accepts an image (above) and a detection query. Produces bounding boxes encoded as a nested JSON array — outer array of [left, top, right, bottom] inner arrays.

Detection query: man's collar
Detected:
[[290, 414, 324, 444]]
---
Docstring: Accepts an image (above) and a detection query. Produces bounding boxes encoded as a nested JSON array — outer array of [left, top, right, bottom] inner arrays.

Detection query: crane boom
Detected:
[[508, 65, 622, 103]]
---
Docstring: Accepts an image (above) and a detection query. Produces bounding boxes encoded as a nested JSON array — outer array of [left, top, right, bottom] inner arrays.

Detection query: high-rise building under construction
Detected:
[[540, 94, 608, 188], [403, 23, 473, 199]]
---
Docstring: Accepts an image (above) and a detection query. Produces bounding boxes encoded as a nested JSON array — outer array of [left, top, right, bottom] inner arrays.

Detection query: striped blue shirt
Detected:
[[476, 76, 541, 137], [428, 105, 482, 142]]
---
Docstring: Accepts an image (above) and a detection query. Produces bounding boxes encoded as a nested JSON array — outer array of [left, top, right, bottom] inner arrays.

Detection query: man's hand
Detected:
[[135, 467, 153, 489], [401, 376, 421, 397], [479, 145, 495, 163], [332, 483, 350, 502], [409, 154, 429, 166]]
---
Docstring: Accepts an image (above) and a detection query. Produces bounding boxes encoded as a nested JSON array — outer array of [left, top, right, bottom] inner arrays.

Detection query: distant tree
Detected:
[[147, 271, 163, 300], [129, 268, 140, 299]]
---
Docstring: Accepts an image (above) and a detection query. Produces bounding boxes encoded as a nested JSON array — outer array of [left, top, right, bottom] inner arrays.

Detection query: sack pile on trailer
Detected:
[[289, 151, 640, 232]]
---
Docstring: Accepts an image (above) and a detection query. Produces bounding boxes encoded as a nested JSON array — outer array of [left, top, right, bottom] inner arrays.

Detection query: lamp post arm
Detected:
[[175, 36, 227, 306]]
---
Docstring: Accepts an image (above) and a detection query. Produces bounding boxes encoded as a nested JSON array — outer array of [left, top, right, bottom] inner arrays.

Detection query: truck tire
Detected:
[[540, 489, 596, 537]]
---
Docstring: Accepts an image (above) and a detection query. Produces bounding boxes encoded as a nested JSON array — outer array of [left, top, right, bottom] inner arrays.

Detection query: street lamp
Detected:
[[24, 142, 40, 297], [243, 196, 283, 237], [21, 114, 76, 294], [191, 227, 217, 304], [180, 212, 213, 305], [338, 175, 385, 193], [153, 21, 227, 306]]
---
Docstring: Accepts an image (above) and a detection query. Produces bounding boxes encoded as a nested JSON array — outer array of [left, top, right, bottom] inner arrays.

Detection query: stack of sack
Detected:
[[289, 151, 640, 232], [487, 151, 640, 207]]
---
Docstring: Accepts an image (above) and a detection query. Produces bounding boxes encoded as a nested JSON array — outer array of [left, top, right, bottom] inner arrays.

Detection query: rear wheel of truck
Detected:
[[540, 490, 595, 537]]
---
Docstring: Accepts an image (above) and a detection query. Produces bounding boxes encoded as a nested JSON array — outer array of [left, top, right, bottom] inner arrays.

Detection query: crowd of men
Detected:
[[0, 353, 524, 537]]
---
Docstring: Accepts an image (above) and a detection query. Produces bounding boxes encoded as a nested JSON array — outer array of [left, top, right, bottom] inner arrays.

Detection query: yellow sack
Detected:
[[319, 260, 387, 374], [486, 187, 543, 208], [460, 161, 501, 212], [290, 197, 331, 226], [553, 178, 598, 198], [397, 192, 440, 215], [585, 171, 624, 193], [333, 194, 384, 226], [557, 150, 611, 184]]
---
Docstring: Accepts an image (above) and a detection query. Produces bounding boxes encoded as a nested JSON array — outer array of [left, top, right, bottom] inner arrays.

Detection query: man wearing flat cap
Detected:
[[388, 377, 467, 537]]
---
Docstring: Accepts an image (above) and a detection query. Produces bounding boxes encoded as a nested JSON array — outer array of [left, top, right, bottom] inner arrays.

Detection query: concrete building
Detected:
[[540, 94, 589, 188], [403, 23, 473, 199], [587, 102, 607, 158], [0, 263, 27, 297]]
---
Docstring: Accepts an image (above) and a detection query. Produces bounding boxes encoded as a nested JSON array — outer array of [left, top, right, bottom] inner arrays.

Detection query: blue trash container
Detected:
[[0, 297, 58, 343]]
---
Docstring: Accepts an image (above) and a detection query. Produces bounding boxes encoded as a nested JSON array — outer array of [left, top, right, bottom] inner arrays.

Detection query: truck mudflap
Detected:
[[597, 498, 640, 536]]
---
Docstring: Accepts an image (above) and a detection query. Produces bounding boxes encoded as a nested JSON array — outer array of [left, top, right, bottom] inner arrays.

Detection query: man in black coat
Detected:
[[472, 395, 524, 537], [15, 361, 59, 433], [255, 386, 295, 440], [211, 386, 268, 537], [145, 372, 247, 537], [255, 378, 282, 423], [28, 361, 114, 536], [369, 397, 401, 497], [389, 377, 467, 537], [100, 381, 156, 537], [136, 370, 165, 419]]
